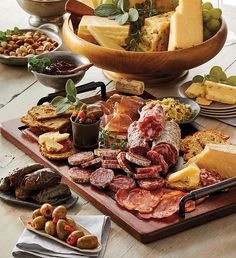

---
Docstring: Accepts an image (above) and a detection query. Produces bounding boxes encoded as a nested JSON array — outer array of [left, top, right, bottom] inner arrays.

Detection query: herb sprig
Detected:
[[0, 27, 21, 40], [28, 57, 51, 73]]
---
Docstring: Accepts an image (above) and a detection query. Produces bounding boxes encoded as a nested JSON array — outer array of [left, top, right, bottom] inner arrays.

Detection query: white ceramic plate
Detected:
[[178, 81, 236, 110], [19, 215, 102, 254], [200, 112, 236, 118]]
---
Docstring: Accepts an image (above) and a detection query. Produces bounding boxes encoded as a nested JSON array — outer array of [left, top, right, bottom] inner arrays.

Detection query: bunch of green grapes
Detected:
[[193, 66, 236, 86], [202, 2, 222, 41]]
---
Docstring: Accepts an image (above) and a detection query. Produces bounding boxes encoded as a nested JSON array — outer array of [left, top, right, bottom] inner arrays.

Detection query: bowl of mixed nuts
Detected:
[[0, 23, 62, 66]]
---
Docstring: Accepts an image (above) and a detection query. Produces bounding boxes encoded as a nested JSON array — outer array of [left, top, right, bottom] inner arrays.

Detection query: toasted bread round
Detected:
[[40, 145, 74, 160]]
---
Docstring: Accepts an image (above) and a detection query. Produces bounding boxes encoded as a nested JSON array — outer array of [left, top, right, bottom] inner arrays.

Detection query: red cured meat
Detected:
[[68, 152, 94, 166], [147, 151, 168, 173], [90, 168, 114, 189], [200, 169, 223, 186], [81, 158, 102, 168], [138, 103, 165, 141], [126, 152, 151, 167], [133, 171, 160, 179], [117, 152, 134, 174], [137, 178, 165, 190], [103, 159, 119, 165], [109, 175, 136, 192], [68, 167, 91, 184], [152, 144, 177, 166], [136, 165, 162, 174], [115, 188, 163, 213], [102, 163, 121, 169]]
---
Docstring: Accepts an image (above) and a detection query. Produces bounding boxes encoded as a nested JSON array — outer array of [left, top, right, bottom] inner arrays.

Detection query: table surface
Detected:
[[1, 1, 236, 257]]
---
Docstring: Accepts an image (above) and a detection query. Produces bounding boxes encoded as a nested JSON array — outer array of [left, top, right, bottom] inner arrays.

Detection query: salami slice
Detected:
[[109, 175, 136, 192], [134, 171, 160, 179], [137, 178, 165, 190], [117, 152, 134, 174], [147, 151, 168, 173], [152, 121, 181, 165], [126, 152, 151, 167], [68, 152, 94, 166], [103, 159, 119, 165], [68, 167, 91, 184], [200, 169, 223, 186], [115, 188, 163, 213], [102, 163, 121, 169], [94, 148, 121, 157], [90, 168, 114, 189], [136, 165, 162, 174], [81, 158, 102, 168]]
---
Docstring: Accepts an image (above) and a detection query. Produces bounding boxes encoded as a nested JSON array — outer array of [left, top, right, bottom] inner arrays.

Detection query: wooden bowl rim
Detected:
[[65, 15, 227, 55]]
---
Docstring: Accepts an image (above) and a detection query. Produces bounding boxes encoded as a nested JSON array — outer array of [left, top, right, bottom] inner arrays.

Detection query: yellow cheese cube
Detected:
[[185, 82, 206, 98], [44, 138, 63, 153]]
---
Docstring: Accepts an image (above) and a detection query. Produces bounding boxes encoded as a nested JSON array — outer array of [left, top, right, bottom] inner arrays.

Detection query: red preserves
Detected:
[[109, 175, 136, 192], [90, 168, 114, 189]]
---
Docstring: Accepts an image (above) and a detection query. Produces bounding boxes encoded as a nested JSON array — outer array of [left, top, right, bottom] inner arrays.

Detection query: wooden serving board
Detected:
[[2, 92, 236, 243]]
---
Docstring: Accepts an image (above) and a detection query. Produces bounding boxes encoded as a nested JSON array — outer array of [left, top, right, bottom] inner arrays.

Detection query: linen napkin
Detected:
[[12, 215, 111, 258]]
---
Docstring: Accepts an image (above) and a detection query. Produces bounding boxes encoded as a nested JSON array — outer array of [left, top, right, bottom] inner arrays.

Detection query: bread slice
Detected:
[[40, 145, 74, 160]]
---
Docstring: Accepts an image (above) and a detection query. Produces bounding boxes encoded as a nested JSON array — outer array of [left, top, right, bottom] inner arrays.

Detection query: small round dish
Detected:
[[148, 96, 201, 125], [29, 51, 90, 91]]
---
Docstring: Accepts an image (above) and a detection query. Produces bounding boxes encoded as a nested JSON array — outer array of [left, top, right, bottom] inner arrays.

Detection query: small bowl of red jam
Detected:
[[28, 51, 90, 91]]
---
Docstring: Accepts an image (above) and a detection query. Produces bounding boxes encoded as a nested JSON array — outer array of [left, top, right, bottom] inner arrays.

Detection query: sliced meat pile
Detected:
[[109, 175, 136, 192]]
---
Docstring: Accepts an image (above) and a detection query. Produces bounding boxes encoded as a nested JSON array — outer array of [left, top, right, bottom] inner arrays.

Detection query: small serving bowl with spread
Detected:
[[28, 51, 92, 91]]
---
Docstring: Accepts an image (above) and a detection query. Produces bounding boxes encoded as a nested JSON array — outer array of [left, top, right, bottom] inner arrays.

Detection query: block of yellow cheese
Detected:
[[38, 131, 69, 145], [168, 0, 203, 50], [205, 80, 236, 105], [185, 144, 236, 179], [78, 16, 130, 46], [185, 82, 206, 98], [44, 138, 63, 153]]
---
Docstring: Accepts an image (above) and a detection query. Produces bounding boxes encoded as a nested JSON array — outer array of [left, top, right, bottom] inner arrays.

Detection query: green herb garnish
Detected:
[[28, 57, 51, 73], [51, 79, 84, 114], [0, 27, 21, 40], [98, 129, 127, 150]]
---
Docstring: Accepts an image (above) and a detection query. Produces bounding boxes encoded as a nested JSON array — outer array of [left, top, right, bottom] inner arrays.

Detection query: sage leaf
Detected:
[[95, 4, 119, 17], [56, 102, 72, 114], [65, 79, 77, 98], [117, 0, 129, 12], [128, 8, 139, 22], [116, 12, 129, 25], [51, 96, 67, 107], [66, 94, 76, 103], [108, 14, 119, 20]]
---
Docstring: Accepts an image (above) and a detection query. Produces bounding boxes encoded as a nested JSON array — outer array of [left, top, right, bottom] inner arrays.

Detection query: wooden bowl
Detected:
[[62, 16, 227, 85]]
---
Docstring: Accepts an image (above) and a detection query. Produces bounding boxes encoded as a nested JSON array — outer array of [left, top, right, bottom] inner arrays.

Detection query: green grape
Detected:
[[203, 26, 213, 40], [227, 76, 236, 86], [202, 9, 211, 23], [206, 75, 220, 83], [192, 75, 204, 83], [209, 8, 222, 19], [206, 18, 221, 32], [209, 66, 227, 81], [202, 2, 213, 10]]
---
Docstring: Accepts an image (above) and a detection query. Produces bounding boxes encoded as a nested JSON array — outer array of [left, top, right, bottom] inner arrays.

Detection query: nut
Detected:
[[27, 48, 35, 55], [35, 49, 43, 55], [24, 43, 30, 47], [26, 45, 32, 51], [16, 39, 24, 46], [32, 43, 39, 49], [0, 47, 4, 53], [9, 51, 16, 56], [12, 44, 19, 50], [9, 40, 15, 45], [25, 31, 33, 38], [20, 45, 27, 52], [16, 48, 22, 55], [24, 38, 34, 45], [43, 42, 52, 51], [4, 49, 10, 55], [1, 41, 8, 48]]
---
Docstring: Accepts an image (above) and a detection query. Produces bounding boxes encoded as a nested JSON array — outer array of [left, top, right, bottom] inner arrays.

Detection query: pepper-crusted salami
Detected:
[[147, 151, 168, 173], [117, 152, 134, 174], [90, 168, 114, 189], [138, 103, 165, 141], [68, 167, 91, 184], [137, 178, 165, 190], [94, 148, 121, 157], [81, 158, 102, 168], [109, 175, 136, 192], [68, 152, 94, 166], [126, 152, 151, 167], [200, 169, 223, 186]]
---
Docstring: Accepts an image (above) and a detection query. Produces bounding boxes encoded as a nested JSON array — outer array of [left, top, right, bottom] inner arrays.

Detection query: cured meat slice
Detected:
[[127, 121, 150, 156], [117, 152, 134, 174], [94, 148, 121, 157], [68, 152, 94, 166], [102, 163, 121, 169], [137, 178, 165, 190], [147, 151, 168, 173], [133, 171, 160, 179], [104, 112, 133, 133], [138, 103, 165, 141], [200, 169, 223, 186], [115, 188, 163, 213], [103, 159, 119, 165], [109, 175, 136, 192], [81, 158, 102, 168], [100, 114, 113, 129], [68, 167, 91, 184], [136, 165, 162, 174], [94, 100, 114, 115], [90, 168, 114, 189], [152, 121, 181, 165], [126, 152, 151, 167]]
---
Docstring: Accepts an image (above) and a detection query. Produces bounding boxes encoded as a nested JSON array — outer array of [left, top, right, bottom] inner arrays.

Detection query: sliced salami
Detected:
[[133, 171, 160, 179], [90, 168, 114, 189], [68, 152, 94, 166], [115, 188, 163, 213], [94, 148, 121, 157], [152, 144, 176, 166], [200, 169, 223, 186], [126, 152, 151, 167], [68, 167, 91, 184], [81, 157, 102, 168], [147, 151, 168, 173], [135, 165, 162, 174], [102, 163, 121, 169], [117, 152, 134, 174], [103, 159, 119, 165], [109, 175, 136, 192], [137, 178, 165, 190], [138, 103, 165, 141]]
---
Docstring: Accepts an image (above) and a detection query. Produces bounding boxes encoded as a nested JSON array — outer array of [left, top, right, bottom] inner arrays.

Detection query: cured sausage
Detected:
[[117, 152, 134, 174], [102, 163, 121, 169], [103, 159, 119, 165], [90, 168, 114, 189], [137, 178, 165, 190], [133, 171, 160, 179], [115, 188, 163, 213], [94, 148, 121, 157], [147, 151, 168, 173], [152, 121, 181, 166], [68, 152, 94, 166], [127, 121, 150, 156], [135, 165, 162, 174], [68, 167, 91, 184], [81, 158, 102, 168], [109, 175, 136, 192], [200, 169, 223, 186], [138, 103, 165, 141], [126, 152, 151, 167]]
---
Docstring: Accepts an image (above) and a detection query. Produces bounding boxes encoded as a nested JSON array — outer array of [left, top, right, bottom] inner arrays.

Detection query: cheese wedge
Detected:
[[205, 80, 236, 105], [167, 164, 200, 189], [185, 82, 206, 98], [44, 138, 63, 153], [78, 16, 130, 46], [185, 144, 236, 179], [38, 131, 69, 145], [168, 0, 203, 50], [88, 26, 125, 50]]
